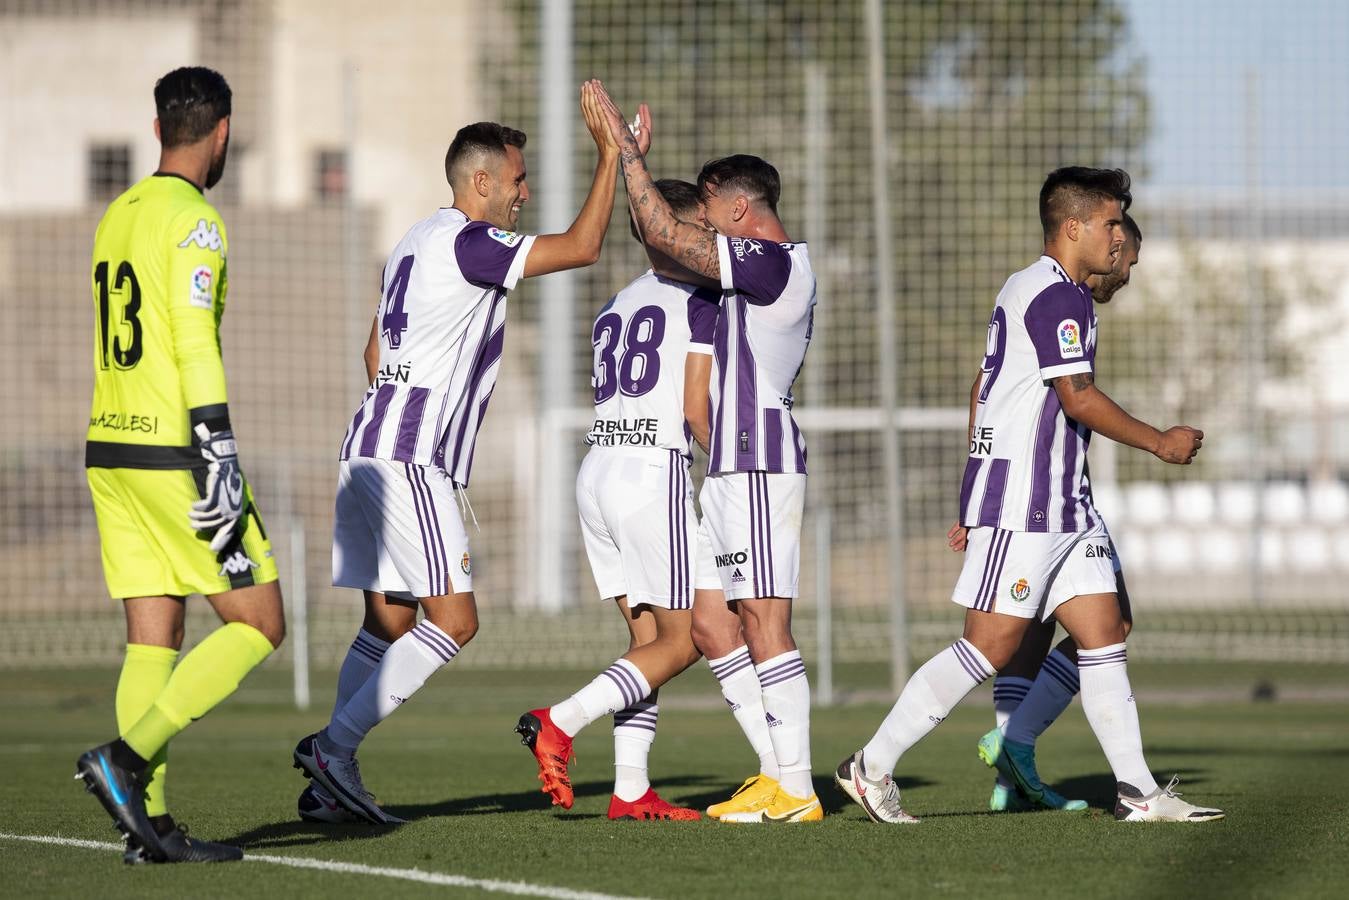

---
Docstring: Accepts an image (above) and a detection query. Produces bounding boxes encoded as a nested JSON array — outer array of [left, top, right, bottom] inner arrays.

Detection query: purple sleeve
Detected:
[[686, 289, 719, 348], [717, 235, 793, 305], [454, 222, 530, 287], [1024, 282, 1092, 377]]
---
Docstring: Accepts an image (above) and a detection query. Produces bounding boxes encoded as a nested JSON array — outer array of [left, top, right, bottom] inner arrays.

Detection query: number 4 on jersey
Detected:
[[381, 254, 415, 349]]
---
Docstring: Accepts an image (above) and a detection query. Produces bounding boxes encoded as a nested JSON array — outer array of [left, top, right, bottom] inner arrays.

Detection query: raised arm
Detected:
[[523, 83, 620, 277], [1052, 372, 1203, 464], [589, 81, 723, 282]]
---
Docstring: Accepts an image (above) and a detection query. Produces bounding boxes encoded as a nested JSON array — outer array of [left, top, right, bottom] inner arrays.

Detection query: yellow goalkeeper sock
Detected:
[[122, 622, 274, 761], [116, 643, 178, 816]]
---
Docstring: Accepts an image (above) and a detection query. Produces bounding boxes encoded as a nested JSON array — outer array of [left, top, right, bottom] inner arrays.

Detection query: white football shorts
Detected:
[[699, 471, 804, 600], [952, 520, 1116, 621], [576, 447, 695, 609], [332, 456, 472, 600]]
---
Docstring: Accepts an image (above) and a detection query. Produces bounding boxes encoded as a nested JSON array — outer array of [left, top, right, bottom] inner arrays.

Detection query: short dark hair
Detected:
[[1039, 167, 1132, 238], [630, 179, 702, 242], [445, 122, 527, 186], [697, 154, 780, 215], [154, 67, 231, 148], [1123, 212, 1142, 244]]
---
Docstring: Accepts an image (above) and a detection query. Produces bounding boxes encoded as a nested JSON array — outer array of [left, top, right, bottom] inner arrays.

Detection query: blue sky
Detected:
[[1124, 0, 1349, 189]]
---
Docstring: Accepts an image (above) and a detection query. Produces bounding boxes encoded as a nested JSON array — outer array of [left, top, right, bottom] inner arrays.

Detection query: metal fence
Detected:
[[2, 0, 1346, 690]]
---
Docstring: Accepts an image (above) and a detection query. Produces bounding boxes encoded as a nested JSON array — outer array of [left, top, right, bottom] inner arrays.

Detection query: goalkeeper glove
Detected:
[[188, 422, 246, 552]]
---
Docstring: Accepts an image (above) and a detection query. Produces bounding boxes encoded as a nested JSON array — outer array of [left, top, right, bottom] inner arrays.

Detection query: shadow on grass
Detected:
[[223, 774, 727, 848]]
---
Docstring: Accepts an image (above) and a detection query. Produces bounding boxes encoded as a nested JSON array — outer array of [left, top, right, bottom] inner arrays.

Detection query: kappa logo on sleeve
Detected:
[[178, 218, 223, 251], [487, 227, 522, 247], [189, 265, 214, 309], [731, 238, 763, 260], [1057, 319, 1083, 359]]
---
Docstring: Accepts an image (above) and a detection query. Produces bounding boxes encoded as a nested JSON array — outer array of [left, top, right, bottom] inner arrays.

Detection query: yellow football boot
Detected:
[[721, 785, 823, 823], [705, 774, 780, 819]]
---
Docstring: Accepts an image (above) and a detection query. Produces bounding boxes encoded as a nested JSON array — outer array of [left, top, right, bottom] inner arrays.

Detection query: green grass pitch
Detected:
[[3, 662, 1347, 898]]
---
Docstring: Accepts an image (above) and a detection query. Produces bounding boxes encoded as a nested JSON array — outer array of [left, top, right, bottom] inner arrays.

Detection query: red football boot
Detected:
[[608, 788, 702, 821], [516, 708, 575, 809]]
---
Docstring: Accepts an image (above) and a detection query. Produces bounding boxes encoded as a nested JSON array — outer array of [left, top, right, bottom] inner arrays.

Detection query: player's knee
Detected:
[[969, 637, 1015, 672], [653, 627, 698, 666], [689, 616, 728, 658], [433, 608, 478, 648]]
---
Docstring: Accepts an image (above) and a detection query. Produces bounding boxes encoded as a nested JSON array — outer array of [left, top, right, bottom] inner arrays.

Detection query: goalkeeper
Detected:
[[76, 66, 285, 865]]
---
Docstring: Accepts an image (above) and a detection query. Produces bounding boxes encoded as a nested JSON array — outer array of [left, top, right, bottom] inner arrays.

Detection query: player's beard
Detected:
[[1092, 275, 1122, 304], [205, 134, 230, 190]]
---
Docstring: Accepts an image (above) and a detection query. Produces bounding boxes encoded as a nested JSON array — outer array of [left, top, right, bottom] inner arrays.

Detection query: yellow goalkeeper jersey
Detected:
[[86, 173, 230, 469]]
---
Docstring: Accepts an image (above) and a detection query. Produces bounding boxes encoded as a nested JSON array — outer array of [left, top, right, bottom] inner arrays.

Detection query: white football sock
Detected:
[[324, 620, 459, 754], [708, 647, 779, 780], [862, 639, 994, 780], [613, 696, 658, 802], [550, 659, 651, 738], [1077, 643, 1157, 795], [992, 675, 1032, 791], [755, 650, 812, 798], [331, 629, 390, 718], [1005, 648, 1079, 745]]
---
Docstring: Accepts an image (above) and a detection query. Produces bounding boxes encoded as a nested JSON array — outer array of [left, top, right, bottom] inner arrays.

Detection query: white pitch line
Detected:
[[0, 833, 645, 900]]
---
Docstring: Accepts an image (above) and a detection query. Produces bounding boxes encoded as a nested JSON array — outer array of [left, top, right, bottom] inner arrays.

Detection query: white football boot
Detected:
[[298, 783, 359, 824], [292, 733, 404, 825], [834, 751, 919, 824], [1115, 776, 1224, 822]]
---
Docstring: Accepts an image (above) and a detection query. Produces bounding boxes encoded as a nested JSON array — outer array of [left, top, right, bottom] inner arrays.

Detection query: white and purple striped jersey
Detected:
[[707, 235, 816, 475], [339, 208, 535, 486], [959, 255, 1099, 533], [586, 269, 720, 455]]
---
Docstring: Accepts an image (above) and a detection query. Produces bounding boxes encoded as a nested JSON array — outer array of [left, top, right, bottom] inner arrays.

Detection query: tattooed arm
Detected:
[[1051, 371, 1203, 464], [590, 81, 723, 284]]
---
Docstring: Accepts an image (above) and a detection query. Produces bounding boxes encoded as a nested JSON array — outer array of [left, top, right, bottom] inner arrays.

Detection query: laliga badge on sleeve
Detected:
[[189, 265, 214, 309], [487, 227, 522, 247], [1057, 319, 1083, 359]]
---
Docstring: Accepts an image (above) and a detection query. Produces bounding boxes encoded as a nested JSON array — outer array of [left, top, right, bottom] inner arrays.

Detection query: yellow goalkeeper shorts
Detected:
[[87, 466, 279, 599]]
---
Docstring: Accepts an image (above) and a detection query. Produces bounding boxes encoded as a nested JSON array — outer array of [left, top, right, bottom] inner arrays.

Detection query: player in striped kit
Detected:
[[591, 83, 823, 823], [293, 83, 622, 825], [972, 212, 1144, 813], [835, 168, 1223, 824], [516, 175, 719, 821]]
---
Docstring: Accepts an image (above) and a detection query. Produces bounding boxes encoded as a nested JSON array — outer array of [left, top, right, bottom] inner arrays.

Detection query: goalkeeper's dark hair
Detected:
[[445, 122, 527, 186], [698, 155, 780, 215], [1039, 167, 1132, 239], [155, 67, 232, 148], [1123, 212, 1142, 245], [630, 179, 702, 242]]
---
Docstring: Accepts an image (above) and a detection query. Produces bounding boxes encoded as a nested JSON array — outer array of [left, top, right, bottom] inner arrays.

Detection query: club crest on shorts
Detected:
[[461, 552, 472, 575], [1010, 578, 1031, 602]]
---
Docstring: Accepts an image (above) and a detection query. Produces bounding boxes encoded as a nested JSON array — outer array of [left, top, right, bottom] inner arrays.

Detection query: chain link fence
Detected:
[[2, 0, 1346, 681]]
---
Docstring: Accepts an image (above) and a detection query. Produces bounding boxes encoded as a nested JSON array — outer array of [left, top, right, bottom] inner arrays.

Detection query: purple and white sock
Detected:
[[708, 646, 778, 780], [862, 638, 994, 780], [1005, 648, 1080, 745], [325, 620, 459, 754], [332, 629, 390, 718], [992, 675, 1032, 790], [1077, 642, 1157, 794], [755, 650, 812, 798], [613, 696, 658, 802], [550, 658, 651, 738]]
